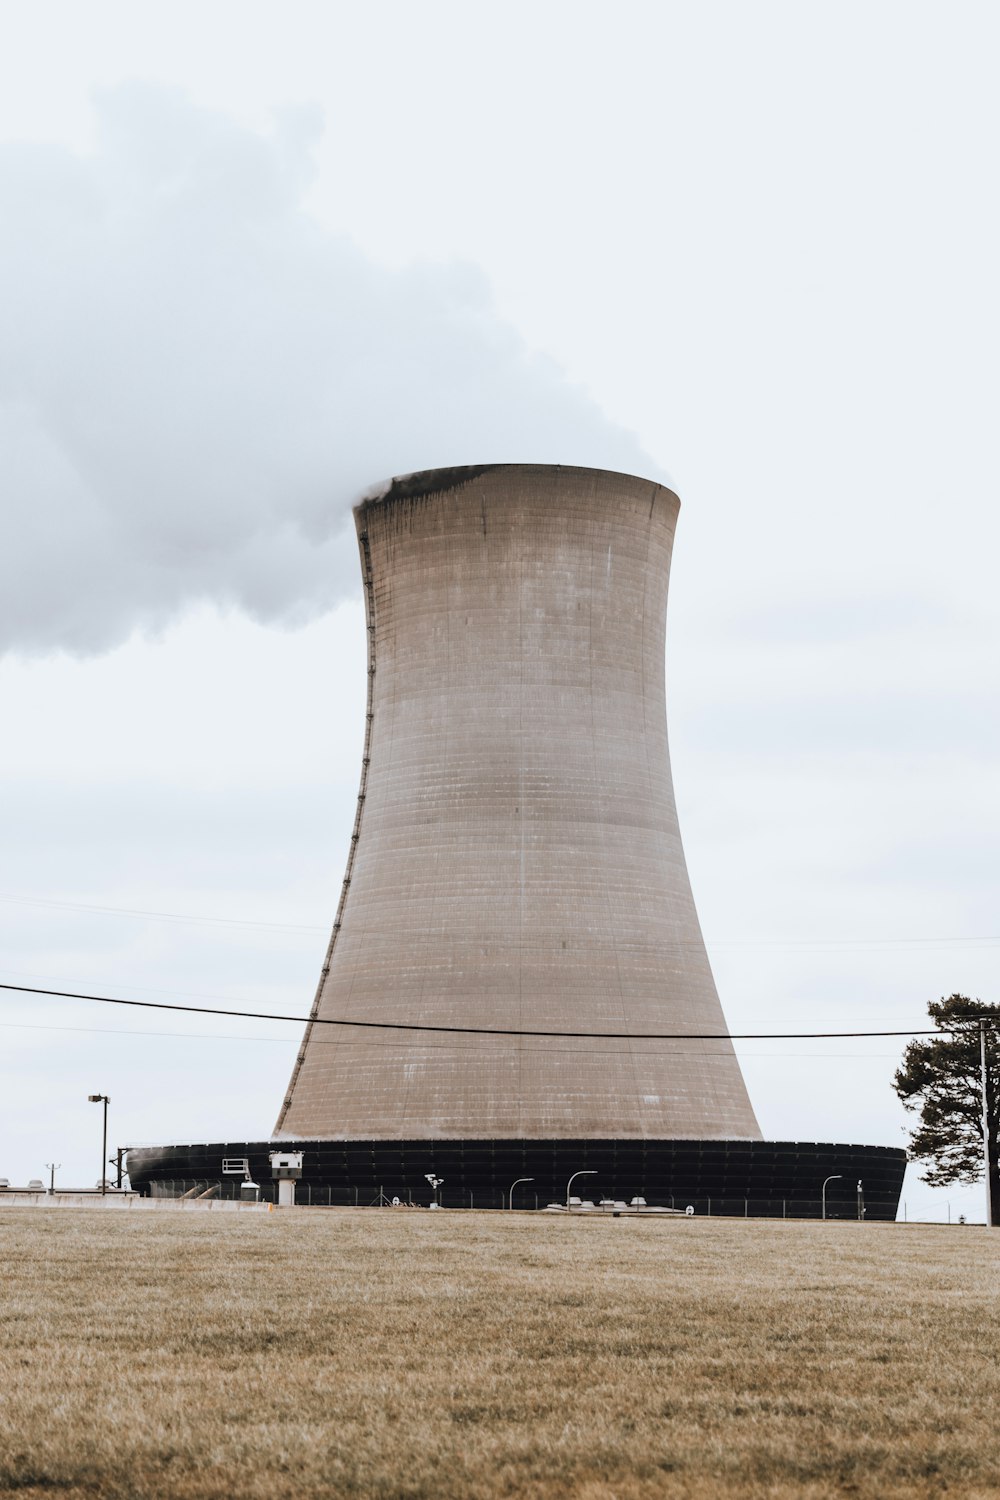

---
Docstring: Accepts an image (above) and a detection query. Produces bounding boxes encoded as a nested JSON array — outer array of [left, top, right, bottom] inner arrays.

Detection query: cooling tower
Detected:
[[276, 463, 761, 1142], [128, 462, 908, 1217]]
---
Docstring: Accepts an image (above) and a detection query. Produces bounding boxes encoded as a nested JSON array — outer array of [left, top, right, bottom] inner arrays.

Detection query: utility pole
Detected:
[[981, 1019, 994, 1228]]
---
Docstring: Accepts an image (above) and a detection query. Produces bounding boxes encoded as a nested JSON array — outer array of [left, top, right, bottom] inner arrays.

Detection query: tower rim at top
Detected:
[[354, 462, 680, 514]]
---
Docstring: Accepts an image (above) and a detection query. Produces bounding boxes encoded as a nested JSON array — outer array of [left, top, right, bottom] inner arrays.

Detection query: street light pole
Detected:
[[821, 1174, 842, 1220], [981, 1019, 994, 1228], [88, 1094, 109, 1196], [45, 1163, 61, 1195], [566, 1170, 596, 1209], [508, 1177, 534, 1211]]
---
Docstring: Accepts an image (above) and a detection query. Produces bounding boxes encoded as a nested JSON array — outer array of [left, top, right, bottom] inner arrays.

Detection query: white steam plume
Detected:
[[0, 84, 654, 657]]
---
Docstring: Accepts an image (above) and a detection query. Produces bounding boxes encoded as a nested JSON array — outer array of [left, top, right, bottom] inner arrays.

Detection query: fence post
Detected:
[[744, 1198, 748, 1218]]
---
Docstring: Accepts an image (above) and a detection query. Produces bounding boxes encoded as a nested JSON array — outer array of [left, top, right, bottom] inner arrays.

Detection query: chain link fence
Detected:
[[147, 1180, 873, 1218]]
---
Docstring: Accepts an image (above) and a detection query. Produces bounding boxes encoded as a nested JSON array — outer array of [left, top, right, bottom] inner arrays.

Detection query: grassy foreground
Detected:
[[0, 1209, 998, 1499]]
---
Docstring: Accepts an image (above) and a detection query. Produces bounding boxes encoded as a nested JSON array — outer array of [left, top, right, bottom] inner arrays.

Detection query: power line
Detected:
[[0, 892, 324, 934], [0, 1019, 296, 1044], [1, 892, 998, 948], [0, 965, 940, 1030], [0, 964, 297, 1009], [0, 965, 941, 1031], [0, 980, 993, 1040], [0, 1021, 902, 1059]]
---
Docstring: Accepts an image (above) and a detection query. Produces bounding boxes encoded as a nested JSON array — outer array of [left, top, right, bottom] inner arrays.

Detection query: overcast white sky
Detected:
[[1, 2, 997, 1220]]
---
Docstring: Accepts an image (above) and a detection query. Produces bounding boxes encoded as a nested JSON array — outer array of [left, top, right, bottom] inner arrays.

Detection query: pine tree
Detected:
[[894, 995, 999, 1224]]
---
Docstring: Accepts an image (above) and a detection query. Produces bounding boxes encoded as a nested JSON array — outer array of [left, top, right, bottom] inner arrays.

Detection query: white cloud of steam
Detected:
[[0, 84, 652, 656]]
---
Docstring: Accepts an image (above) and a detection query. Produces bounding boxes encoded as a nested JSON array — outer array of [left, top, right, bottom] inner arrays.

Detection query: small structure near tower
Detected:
[[270, 1150, 303, 1208]]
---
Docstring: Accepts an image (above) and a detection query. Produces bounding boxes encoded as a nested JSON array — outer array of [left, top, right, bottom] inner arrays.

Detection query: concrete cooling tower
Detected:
[[127, 465, 906, 1217], [277, 463, 760, 1142]]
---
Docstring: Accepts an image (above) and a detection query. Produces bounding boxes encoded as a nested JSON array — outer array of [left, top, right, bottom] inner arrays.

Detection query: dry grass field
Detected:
[[0, 1208, 998, 1500]]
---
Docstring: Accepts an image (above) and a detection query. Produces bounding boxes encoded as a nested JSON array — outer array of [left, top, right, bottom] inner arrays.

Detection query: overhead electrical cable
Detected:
[[0, 892, 323, 933], [0, 981, 993, 1039], [0, 1020, 902, 1058], [0, 893, 997, 947]]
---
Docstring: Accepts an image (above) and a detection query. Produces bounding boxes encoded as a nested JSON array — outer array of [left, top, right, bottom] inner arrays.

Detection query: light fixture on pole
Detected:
[[821, 1174, 842, 1220], [566, 1169, 596, 1209], [45, 1163, 61, 1195], [508, 1177, 534, 1211], [88, 1094, 110, 1197]]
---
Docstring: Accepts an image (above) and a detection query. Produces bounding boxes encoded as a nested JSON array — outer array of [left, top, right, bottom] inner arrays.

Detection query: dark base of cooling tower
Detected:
[[125, 1138, 906, 1219]]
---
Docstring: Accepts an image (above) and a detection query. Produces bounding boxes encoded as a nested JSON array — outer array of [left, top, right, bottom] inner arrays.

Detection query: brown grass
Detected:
[[0, 1209, 998, 1499]]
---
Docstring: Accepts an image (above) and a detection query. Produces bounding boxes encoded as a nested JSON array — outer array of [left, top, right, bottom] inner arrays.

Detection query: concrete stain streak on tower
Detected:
[[277, 464, 761, 1143]]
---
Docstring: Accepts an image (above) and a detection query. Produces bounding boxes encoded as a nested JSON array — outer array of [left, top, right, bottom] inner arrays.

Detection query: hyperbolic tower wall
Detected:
[[276, 464, 761, 1142]]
